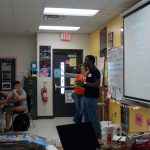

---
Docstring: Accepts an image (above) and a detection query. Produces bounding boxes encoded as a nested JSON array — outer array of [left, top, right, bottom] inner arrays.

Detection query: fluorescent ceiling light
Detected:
[[39, 26, 80, 31], [44, 8, 99, 16]]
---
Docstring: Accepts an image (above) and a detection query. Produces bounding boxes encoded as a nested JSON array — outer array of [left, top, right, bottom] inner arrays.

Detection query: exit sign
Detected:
[[61, 32, 71, 41]]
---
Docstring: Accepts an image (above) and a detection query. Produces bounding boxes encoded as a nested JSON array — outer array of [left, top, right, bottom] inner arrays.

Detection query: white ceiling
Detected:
[[0, 0, 141, 35]]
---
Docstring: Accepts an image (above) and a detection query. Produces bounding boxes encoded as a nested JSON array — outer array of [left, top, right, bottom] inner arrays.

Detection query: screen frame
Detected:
[[123, 1, 150, 104]]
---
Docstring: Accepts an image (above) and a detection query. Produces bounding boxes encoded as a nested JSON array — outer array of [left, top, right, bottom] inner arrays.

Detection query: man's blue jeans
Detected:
[[83, 96, 101, 139], [72, 93, 84, 123]]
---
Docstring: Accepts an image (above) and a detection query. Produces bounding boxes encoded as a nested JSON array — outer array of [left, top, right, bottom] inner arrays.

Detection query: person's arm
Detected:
[[85, 70, 100, 88], [65, 73, 76, 78], [6, 92, 15, 101], [85, 79, 100, 88], [14, 89, 26, 101], [74, 74, 85, 87]]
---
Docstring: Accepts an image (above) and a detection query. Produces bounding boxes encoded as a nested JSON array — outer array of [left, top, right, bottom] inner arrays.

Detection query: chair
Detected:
[[26, 95, 35, 128], [11, 95, 35, 131]]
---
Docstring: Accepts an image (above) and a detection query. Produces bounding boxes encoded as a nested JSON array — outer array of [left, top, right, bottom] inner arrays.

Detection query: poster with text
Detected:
[[39, 46, 51, 77]]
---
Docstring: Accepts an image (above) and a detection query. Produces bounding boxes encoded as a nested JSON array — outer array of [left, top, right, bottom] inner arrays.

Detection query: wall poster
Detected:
[[108, 32, 113, 48], [0, 58, 16, 91], [39, 46, 51, 77], [100, 26, 107, 58], [65, 90, 74, 103]]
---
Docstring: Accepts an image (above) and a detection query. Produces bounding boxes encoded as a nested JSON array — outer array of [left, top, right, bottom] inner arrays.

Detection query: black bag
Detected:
[[13, 114, 30, 131]]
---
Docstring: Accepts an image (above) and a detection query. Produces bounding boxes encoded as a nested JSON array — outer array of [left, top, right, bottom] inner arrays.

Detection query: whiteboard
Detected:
[[108, 46, 123, 100]]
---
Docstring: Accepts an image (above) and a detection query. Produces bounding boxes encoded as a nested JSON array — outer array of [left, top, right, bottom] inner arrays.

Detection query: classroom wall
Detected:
[[89, 29, 100, 57], [105, 16, 123, 125], [90, 16, 123, 124], [105, 16, 150, 133], [128, 106, 150, 133], [37, 32, 90, 116], [0, 35, 36, 83], [90, 16, 123, 57], [0, 33, 90, 117], [90, 15, 150, 133]]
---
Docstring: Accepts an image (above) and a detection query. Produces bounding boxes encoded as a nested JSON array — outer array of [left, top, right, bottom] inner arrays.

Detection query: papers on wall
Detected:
[[135, 113, 143, 127], [70, 78, 75, 85], [54, 69, 61, 78], [65, 90, 74, 103], [108, 45, 123, 100], [69, 58, 76, 67], [97, 57, 105, 87]]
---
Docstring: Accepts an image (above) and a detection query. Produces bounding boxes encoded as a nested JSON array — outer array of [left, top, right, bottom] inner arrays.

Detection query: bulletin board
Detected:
[[0, 58, 16, 91], [107, 45, 123, 100]]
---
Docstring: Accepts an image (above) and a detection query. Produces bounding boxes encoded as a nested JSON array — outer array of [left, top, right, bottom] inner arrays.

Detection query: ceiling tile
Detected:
[[0, 14, 13, 19], [0, 0, 142, 34], [0, 24, 16, 34], [75, 0, 111, 9], [15, 14, 41, 21], [16, 23, 38, 33], [0, 19, 15, 25], [0, 6, 12, 14], [0, 0, 11, 6], [12, 0, 45, 6], [13, 6, 44, 15], [44, 0, 79, 8]]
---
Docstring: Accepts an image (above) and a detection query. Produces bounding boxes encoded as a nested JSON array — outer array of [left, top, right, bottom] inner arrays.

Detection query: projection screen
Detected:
[[124, 2, 150, 102]]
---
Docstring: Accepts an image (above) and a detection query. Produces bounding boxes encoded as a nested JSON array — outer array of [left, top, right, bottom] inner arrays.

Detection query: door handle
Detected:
[[55, 83, 74, 90]]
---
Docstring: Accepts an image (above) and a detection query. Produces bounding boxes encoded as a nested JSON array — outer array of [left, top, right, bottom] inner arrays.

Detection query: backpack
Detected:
[[13, 113, 30, 131]]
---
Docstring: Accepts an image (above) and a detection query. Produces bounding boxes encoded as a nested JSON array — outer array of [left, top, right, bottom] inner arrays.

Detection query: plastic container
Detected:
[[101, 125, 114, 148]]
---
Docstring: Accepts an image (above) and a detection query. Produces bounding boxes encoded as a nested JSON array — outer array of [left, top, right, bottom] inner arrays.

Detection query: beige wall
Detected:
[[0, 33, 90, 117], [37, 32, 90, 116], [89, 16, 123, 58], [106, 16, 123, 47], [0, 35, 36, 83], [90, 15, 150, 133], [89, 29, 100, 57]]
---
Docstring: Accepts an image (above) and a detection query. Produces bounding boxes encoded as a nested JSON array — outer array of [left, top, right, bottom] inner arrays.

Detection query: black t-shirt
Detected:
[[84, 66, 100, 98]]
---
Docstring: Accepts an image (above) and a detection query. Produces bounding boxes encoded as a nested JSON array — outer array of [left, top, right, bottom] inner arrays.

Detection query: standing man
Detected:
[[83, 55, 101, 139]]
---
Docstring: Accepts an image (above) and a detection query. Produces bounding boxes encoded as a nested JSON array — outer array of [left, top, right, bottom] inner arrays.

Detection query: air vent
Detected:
[[43, 15, 65, 20]]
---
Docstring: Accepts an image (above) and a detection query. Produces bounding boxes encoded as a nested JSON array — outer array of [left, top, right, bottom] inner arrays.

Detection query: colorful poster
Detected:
[[39, 46, 51, 77], [65, 59, 70, 65], [135, 113, 142, 127], [65, 90, 74, 103], [69, 58, 76, 67], [70, 78, 75, 85], [54, 69, 61, 78]]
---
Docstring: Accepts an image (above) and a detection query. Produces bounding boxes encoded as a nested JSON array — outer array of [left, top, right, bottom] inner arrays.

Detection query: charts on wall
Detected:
[[39, 46, 51, 77], [108, 45, 123, 100], [0, 58, 16, 91], [65, 90, 74, 103]]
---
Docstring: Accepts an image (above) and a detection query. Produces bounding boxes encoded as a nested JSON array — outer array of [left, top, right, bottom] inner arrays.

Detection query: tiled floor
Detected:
[[28, 117, 73, 140]]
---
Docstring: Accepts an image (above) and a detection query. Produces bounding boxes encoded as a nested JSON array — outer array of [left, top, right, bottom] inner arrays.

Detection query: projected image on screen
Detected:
[[124, 2, 150, 102]]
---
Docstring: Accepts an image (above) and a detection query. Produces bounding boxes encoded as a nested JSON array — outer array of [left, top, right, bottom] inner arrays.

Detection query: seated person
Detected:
[[5, 81, 27, 130], [0, 92, 7, 100], [0, 92, 7, 110]]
